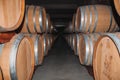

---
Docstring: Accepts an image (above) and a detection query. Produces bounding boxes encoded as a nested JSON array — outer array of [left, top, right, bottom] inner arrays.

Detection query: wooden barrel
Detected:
[[68, 35, 73, 48], [65, 35, 69, 45], [72, 34, 78, 55], [49, 35, 54, 47], [114, 0, 120, 16], [75, 5, 119, 33], [46, 14, 52, 33], [25, 34, 44, 66], [0, 0, 25, 32], [72, 14, 76, 32], [67, 35, 73, 49], [45, 34, 55, 55], [64, 14, 76, 33], [41, 34, 49, 56], [76, 34, 82, 56], [79, 33, 101, 66], [21, 5, 46, 33], [93, 33, 120, 80], [64, 22, 73, 33], [46, 35, 51, 51], [0, 34, 34, 80], [68, 35, 73, 49], [0, 32, 15, 43], [71, 35, 74, 50], [67, 34, 82, 55], [65, 34, 77, 55], [0, 67, 3, 80], [46, 34, 54, 51]]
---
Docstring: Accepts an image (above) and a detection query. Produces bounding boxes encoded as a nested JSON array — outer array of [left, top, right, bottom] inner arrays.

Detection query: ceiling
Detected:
[[26, 0, 110, 28]]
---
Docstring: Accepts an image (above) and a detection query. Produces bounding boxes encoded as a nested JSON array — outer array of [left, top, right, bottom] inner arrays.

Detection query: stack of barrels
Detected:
[[0, 0, 55, 80], [20, 5, 55, 64], [20, 5, 53, 33], [65, 2, 120, 80]]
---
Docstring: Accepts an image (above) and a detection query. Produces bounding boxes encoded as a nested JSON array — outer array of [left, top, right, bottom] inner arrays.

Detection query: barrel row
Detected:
[[65, 34, 79, 56], [65, 33, 120, 80], [0, 33, 54, 80], [21, 5, 53, 33], [65, 33, 105, 66], [64, 14, 76, 33], [0, 1, 54, 33], [65, 5, 119, 33]]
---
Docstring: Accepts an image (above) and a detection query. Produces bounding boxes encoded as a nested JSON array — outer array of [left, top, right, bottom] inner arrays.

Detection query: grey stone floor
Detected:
[[32, 36, 93, 80]]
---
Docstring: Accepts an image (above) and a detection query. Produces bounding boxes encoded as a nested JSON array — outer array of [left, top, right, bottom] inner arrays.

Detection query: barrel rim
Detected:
[[9, 33, 35, 80], [79, 34, 89, 65], [0, 0, 25, 32], [9, 34, 24, 80]]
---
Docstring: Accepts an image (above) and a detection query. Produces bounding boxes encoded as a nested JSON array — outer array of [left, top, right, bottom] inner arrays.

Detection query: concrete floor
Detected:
[[32, 36, 94, 80]]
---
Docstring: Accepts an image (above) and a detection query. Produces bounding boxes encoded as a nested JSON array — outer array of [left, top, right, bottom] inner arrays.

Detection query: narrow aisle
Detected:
[[32, 35, 93, 80]]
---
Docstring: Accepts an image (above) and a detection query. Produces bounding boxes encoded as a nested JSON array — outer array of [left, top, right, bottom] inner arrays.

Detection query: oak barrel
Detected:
[[71, 34, 78, 55], [64, 22, 73, 33], [65, 34, 81, 55], [75, 5, 119, 33], [46, 14, 52, 33], [79, 33, 101, 66], [0, 34, 35, 80], [64, 14, 76, 33], [93, 33, 120, 80], [71, 14, 76, 32], [41, 34, 49, 56], [25, 34, 44, 66], [46, 34, 54, 51], [43, 34, 55, 56], [21, 5, 47, 33], [114, 0, 120, 16], [76, 34, 82, 56], [68, 35, 73, 49], [0, 0, 25, 32], [66, 35, 74, 49]]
